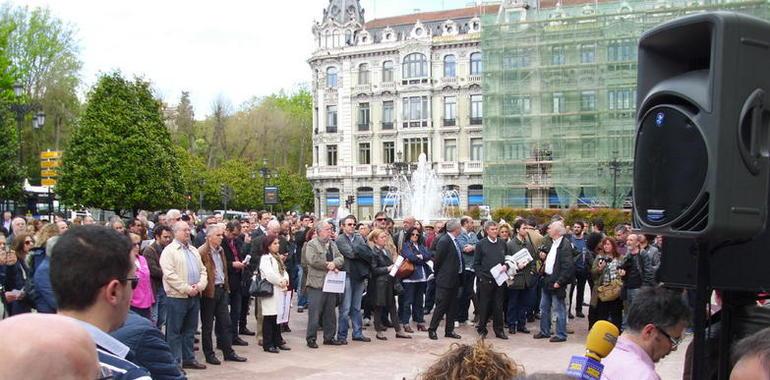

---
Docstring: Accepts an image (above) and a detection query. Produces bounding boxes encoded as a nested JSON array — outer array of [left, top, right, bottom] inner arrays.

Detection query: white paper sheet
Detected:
[[389, 256, 405, 277], [490, 263, 509, 286], [322, 270, 346, 293], [276, 290, 292, 324], [511, 248, 533, 266]]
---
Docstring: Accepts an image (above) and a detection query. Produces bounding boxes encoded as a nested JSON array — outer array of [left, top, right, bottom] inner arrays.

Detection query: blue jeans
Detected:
[[507, 287, 536, 329], [297, 266, 308, 308], [337, 277, 366, 340], [166, 297, 200, 364], [399, 281, 427, 324], [623, 287, 641, 329], [539, 289, 567, 339], [151, 287, 168, 330]]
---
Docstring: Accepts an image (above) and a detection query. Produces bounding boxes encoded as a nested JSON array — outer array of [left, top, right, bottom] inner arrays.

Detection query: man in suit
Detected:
[[221, 221, 252, 344], [427, 218, 464, 340], [533, 220, 575, 343]]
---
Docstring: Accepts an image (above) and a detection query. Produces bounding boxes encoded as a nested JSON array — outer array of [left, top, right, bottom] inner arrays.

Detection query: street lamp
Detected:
[[259, 158, 273, 210], [387, 150, 410, 178], [598, 151, 632, 208], [11, 82, 45, 168]]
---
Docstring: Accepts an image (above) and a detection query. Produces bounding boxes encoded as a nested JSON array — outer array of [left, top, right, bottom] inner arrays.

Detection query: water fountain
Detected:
[[382, 153, 461, 223]]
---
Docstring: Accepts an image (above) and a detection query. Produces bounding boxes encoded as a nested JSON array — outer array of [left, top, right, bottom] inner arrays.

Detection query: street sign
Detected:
[[40, 150, 61, 159], [40, 160, 61, 168], [41, 170, 58, 177], [41, 178, 57, 187], [264, 186, 279, 205]]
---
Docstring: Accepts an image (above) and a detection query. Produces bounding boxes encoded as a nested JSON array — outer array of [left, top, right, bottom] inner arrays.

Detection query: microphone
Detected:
[[566, 320, 620, 380]]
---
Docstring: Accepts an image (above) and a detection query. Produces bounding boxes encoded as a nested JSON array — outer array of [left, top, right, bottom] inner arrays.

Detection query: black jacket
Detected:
[[543, 237, 575, 298], [473, 238, 508, 282], [433, 233, 463, 289], [335, 233, 371, 281], [111, 311, 185, 380], [221, 237, 243, 292]]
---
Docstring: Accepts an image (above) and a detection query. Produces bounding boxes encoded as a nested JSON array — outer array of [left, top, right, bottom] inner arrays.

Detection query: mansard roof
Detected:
[[364, 4, 500, 29]]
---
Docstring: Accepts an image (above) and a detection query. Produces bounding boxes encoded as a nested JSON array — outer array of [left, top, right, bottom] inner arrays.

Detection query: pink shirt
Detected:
[[131, 255, 155, 309], [601, 335, 660, 380]]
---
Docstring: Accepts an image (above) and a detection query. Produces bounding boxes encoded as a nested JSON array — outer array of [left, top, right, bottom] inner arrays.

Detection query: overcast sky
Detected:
[[13, 0, 479, 118]]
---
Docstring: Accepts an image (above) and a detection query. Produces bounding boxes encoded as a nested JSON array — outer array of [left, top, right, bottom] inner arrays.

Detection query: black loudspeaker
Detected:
[[634, 12, 770, 240]]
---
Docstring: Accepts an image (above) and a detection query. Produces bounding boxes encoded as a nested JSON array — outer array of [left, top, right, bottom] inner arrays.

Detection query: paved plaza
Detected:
[[188, 300, 689, 380]]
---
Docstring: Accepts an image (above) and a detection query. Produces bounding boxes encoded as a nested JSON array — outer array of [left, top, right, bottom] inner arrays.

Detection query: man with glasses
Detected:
[[50, 225, 152, 379], [161, 221, 208, 370], [335, 214, 371, 343], [143, 225, 173, 329], [373, 211, 388, 230], [602, 286, 690, 379], [304, 221, 345, 348]]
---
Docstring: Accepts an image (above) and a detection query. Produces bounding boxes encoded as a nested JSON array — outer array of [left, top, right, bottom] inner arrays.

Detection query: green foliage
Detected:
[[491, 207, 631, 231], [0, 22, 22, 201], [57, 72, 181, 215], [0, 4, 81, 180]]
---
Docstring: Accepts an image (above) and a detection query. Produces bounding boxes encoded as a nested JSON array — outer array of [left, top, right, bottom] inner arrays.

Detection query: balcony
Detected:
[[307, 165, 347, 179], [357, 123, 370, 131], [470, 117, 483, 125], [441, 76, 458, 84], [437, 162, 460, 175], [469, 75, 482, 83], [463, 161, 483, 174], [401, 78, 429, 85], [326, 126, 338, 133], [403, 120, 428, 128], [443, 118, 456, 127], [380, 82, 396, 92], [352, 164, 372, 177], [381, 122, 394, 130], [354, 83, 372, 94]]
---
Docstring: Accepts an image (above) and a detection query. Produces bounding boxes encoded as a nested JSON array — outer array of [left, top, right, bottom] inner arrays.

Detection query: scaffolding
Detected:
[[482, 0, 770, 209]]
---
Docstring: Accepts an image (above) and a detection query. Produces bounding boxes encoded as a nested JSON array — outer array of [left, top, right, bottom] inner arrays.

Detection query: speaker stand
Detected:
[[692, 238, 711, 380]]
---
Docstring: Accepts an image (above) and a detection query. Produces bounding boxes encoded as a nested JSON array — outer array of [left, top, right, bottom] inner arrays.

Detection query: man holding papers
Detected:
[[473, 221, 509, 340], [303, 221, 345, 348], [505, 218, 539, 335]]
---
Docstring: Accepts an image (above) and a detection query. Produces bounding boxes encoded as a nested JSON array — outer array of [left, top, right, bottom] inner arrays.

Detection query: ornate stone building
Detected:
[[307, 0, 497, 220]]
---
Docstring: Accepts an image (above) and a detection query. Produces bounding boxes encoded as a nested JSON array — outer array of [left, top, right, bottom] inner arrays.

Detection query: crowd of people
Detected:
[[1, 208, 769, 380]]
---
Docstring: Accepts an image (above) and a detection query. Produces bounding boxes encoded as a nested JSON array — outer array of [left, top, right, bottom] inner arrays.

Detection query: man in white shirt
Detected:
[[533, 220, 574, 343]]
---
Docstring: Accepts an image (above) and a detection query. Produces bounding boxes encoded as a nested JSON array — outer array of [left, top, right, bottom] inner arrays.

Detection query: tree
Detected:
[[0, 4, 82, 180], [57, 72, 181, 216], [0, 23, 21, 202], [174, 91, 195, 153]]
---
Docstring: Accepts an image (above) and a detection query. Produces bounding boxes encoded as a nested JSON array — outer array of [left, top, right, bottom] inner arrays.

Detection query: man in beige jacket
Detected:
[[161, 221, 208, 370]]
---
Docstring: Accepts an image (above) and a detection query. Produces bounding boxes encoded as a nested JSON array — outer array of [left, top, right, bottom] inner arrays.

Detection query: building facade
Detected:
[[307, 1, 497, 220], [483, 0, 770, 209]]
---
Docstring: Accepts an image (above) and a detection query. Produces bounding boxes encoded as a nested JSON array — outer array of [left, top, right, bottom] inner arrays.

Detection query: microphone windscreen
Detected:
[[585, 320, 620, 360]]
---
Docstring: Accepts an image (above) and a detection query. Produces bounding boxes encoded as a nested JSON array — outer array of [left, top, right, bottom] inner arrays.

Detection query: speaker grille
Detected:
[[672, 192, 709, 232]]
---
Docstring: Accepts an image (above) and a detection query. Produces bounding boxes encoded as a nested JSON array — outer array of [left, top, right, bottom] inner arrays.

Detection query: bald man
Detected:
[[0, 314, 100, 380]]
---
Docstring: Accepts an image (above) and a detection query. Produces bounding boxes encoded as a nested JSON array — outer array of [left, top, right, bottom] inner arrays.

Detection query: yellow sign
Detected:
[[40, 160, 61, 168], [41, 170, 58, 177], [40, 151, 62, 159], [41, 178, 57, 187]]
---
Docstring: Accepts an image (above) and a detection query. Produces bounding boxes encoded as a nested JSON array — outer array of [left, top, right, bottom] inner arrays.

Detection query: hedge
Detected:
[[491, 207, 631, 231]]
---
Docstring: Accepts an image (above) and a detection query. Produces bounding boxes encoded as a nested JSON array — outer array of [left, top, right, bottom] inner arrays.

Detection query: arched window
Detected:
[[443, 55, 456, 78], [358, 63, 370, 85], [470, 52, 482, 75], [402, 53, 427, 79], [326, 67, 338, 88], [382, 60, 394, 82]]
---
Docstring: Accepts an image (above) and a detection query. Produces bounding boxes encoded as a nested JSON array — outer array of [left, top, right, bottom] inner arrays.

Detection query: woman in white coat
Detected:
[[259, 234, 291, 353]]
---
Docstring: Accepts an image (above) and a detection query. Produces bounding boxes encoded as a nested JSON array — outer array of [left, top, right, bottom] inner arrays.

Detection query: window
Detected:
[[444, 55, 456, 77], [402, 53, 427, 79], [608, 88, 636, 110], [608, 40, 636, 62], [358, 103, 370, 130], [314, 146, 319, 165], [383, 142, 395, 164], [581, 91, 596, 111], [382, 60, 394, 82], [580, 45, 595, 64], [470, 52, 482, 75], [402, 96, 429, 127], [358, 63, 370, 85], [502, 48, 532, 69], [404, 137, 429, 162], [551, 46, 566, 65], [358, 143, 371, 164], [443, 96, 456, 126], [470, 94, 483, 124], [382, 101, 394, 129], [470, 138, 483, 161], [444, 139, 457, 161], [327, 145, 338, 166], [326, 67, 338, 88], [504, 96, 531, 115], [326, 105, 337, 133], [552, 93, 565, 114]]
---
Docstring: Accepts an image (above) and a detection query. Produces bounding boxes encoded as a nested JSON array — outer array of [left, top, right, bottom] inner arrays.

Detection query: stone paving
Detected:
[[187, 300, 689, 380]]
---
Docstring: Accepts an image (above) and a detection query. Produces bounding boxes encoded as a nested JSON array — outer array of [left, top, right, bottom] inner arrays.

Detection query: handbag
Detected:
[[393, 281, 404, 296], [395, 258, 415, 279], [597, 279, 623, 302], [248, 274, 274, 298]]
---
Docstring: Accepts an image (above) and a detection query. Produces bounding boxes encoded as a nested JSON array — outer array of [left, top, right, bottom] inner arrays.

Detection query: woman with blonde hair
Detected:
[[367, 228, 411, 340], [29, 223, 59, 271], [420, 340, 524, 380]]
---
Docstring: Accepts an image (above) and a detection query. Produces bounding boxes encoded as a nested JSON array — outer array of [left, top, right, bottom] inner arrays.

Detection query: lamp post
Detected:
[[11, 83, 45, 169], [598, 151, 631, 208], [198, 179, 206, 211], [259, 158, 273, 211]]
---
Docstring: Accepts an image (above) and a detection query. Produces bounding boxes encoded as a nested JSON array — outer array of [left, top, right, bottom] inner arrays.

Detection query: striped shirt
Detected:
[[74, 319, 152, 380]]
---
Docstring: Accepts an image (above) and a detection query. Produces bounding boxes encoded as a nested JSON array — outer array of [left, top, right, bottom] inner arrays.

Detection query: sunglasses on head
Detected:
[[376, 218, 386, 221]]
